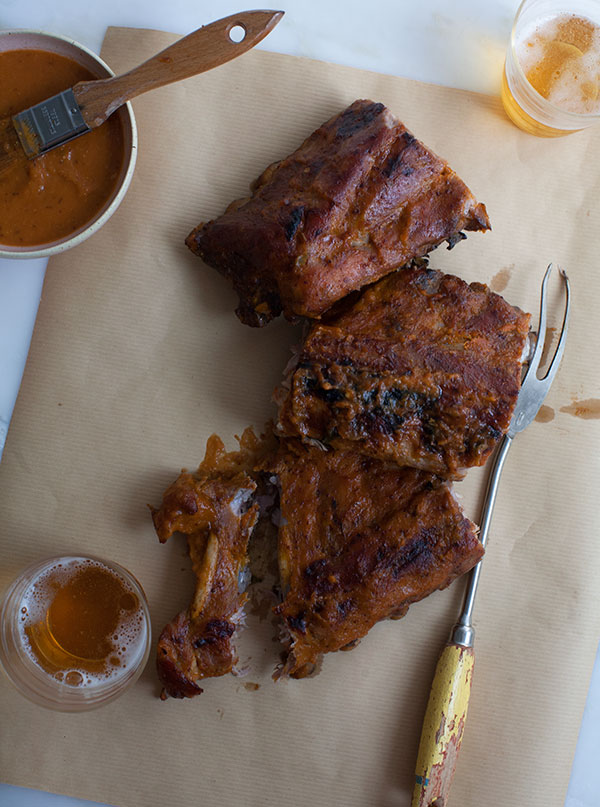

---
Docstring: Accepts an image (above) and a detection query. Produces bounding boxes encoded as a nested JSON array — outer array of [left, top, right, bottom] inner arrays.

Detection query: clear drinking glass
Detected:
[[502, 0, 600, 136], [0, 555, 151, 711]]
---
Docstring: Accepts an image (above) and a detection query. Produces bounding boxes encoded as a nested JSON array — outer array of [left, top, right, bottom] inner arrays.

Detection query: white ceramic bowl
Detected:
[[0, 30, 137, 259]]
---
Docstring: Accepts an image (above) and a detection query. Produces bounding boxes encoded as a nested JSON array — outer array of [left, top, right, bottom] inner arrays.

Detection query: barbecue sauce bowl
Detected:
[[0, 30, 137, 259]]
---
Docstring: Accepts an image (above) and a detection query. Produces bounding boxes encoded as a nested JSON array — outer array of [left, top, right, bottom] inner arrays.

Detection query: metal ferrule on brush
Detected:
[[12, 88, 90, 158]]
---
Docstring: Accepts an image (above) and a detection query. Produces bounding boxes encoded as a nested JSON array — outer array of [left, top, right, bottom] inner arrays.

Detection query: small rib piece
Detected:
[[150, 431, 261, 699], [265, 439, 483, 678], [186, 99, 490, 326], [276, 266, 530, 477]]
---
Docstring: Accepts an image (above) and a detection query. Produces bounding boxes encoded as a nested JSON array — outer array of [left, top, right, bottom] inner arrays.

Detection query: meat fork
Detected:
[[412, 264, 571, 807]]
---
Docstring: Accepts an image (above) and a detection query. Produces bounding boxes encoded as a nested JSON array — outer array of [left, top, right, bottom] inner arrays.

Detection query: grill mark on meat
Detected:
[[284, 206, 304, 240], [314, 387, 346, 403], [335, 102, 386, 138], [192, 619, 236, 647], [287, 613, 307, 634], [382, 151, 409, 178], [381, 140, 417, 179]]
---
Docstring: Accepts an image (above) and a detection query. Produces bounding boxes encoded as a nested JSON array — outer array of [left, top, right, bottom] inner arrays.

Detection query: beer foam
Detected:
[[18, 557, 148, 689], [516, 13, 600, 114], [547, 48, 600, 113], [517, 29, 547, 76]]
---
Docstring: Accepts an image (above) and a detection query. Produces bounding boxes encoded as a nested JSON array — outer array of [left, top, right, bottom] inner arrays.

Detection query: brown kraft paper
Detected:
[[0, 25, 599, 807]]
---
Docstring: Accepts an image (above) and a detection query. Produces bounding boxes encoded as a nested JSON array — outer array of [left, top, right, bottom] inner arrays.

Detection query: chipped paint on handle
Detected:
[[412, 643, 474, 807]]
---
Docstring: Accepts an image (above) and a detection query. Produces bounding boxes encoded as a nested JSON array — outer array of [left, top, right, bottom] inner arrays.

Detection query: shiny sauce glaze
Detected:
[[0, 48, 124, 246]]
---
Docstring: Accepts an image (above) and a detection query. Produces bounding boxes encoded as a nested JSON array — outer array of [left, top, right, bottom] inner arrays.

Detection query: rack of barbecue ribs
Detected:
[[186, 100, 490, 326], [263, 439, 483, 678], [151, 98, 533, 696], [150, 431, 262, 699], [276, 266, 531, 478]]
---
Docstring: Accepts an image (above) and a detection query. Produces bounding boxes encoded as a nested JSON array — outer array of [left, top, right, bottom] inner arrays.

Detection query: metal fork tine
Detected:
[[540, 267, 570, 382], [528, 263, 552, 376], [507, 264, 570, 436]]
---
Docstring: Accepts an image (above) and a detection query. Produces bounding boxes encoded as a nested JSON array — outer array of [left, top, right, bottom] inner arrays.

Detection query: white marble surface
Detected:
[[0, 2, 597, 806]]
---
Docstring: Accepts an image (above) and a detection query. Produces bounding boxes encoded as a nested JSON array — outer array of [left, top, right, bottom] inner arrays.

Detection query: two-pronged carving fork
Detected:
[[412, 264, 571, 807]]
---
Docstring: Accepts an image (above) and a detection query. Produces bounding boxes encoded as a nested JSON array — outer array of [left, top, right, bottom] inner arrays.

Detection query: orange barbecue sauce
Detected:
[[0, 49, 124, 246]]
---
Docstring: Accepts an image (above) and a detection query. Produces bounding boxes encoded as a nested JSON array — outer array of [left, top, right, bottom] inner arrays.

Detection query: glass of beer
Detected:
[[502, 0, 600, 136], [0, 555, 151, 711]]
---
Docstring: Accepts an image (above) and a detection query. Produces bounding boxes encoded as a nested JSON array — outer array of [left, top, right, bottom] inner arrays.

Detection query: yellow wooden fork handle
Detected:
[[412, 643, 474, 807]]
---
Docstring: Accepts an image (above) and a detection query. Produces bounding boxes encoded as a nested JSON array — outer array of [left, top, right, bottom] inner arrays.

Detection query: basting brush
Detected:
[[0, 10, 283, 176]]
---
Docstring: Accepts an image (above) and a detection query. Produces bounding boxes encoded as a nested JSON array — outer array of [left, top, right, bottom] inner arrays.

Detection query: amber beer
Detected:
[[502, 0, 600, 136], [0, 556, 150, 710]]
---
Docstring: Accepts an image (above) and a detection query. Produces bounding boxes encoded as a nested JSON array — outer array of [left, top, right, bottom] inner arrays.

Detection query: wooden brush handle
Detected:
[[412, 643, 474, 807], [73, 10, 283, 127]]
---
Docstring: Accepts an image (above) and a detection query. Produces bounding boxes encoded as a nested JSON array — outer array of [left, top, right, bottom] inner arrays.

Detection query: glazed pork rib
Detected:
[[186, 99, 490, 326], [276, 266, 531, 478], [265, 439, 483, 678], [150, 431, 261, 699]]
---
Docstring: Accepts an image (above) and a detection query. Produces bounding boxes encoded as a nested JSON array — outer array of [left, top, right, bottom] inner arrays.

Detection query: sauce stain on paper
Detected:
[[490, 266, 512, 292], [243, 682, 260, 691], [535, 405, 555, 423], [560, 398, 600, 419]]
